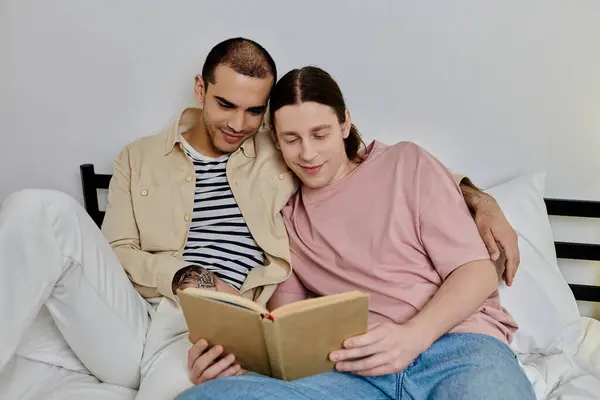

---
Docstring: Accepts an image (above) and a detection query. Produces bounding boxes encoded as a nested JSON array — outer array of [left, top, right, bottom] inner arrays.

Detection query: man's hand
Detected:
[[461, 183, 520, 286], [329, 322, 428, 376], [187, 339, 246, 385]]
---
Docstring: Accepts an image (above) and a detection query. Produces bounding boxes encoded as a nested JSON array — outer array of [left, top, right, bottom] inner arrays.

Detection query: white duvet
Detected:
[[520, 317, 600, 399]]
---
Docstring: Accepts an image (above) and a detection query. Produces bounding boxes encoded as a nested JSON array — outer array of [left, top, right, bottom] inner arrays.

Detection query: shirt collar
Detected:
[[164, 107, 256, 158]]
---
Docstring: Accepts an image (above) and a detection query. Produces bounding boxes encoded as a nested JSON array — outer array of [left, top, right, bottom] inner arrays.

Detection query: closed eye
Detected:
[[217, 101, 234, 109], [248, 109, 264, 116]]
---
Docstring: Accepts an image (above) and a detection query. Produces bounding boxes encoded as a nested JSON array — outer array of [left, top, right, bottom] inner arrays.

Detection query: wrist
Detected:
[[404, 317, 437, 352], [172, 265, 217, 293]]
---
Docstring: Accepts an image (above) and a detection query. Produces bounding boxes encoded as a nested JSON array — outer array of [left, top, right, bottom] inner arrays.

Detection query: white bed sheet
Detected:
[[520, 317, 600, 399]]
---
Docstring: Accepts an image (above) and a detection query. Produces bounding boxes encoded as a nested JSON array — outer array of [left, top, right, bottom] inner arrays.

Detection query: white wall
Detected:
[[2, 1, 600, 311]]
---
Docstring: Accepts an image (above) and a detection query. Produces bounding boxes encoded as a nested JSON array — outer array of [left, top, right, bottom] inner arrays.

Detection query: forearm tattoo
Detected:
[[175, 266, 216, 290]]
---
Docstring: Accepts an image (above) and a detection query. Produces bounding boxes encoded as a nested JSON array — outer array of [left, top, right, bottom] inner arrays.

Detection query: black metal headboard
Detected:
[[80, 164, 600, 302], [544, 199, 600, 303], [80, 164, 111, 227]]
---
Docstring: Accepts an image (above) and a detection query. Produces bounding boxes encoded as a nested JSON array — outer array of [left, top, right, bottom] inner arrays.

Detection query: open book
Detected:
[[178, 289, 369, 381]]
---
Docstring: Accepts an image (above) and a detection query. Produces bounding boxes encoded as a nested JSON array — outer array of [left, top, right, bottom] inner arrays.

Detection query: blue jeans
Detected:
[[176, 333, 535, 400]]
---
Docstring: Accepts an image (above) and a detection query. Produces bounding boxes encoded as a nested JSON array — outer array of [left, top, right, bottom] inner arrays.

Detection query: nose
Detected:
[[227, 111, 245, 133], [300, 140, 317, 162]]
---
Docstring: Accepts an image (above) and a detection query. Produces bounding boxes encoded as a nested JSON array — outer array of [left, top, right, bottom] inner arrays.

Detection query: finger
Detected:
[[343, 326, 386, 348], [215, 363, 242, 379], [235, 368, 247, 376], [191, 346, 223, 383], [188, 339, 209, 370], [501, 238, 520, 287], [330, 342, 383, 362], [191, 345, 223, 383], [198, 353, 237, 384], [335, 352, 389, 372], [482, 231, 500, 261]]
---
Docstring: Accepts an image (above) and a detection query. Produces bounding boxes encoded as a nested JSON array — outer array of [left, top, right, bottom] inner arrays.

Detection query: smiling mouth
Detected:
[[300, 164, 323, 174], [220, 129, 246, 143]]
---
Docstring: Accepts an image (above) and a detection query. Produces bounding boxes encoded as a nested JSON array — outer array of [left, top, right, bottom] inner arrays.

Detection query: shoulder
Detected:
[[369, 140, 434, 171], [252, 126, 292, 175], [113, 128, 172, 170], [254, 126, 282, 158], [369, 140, 455, 191], [386, 141, 430, 159], [235, 126, 299, 201], [123, 130, 168, 156]]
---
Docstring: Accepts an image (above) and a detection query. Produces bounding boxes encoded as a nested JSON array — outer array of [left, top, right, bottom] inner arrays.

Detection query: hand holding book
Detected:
[[329, 322, 428, 376], [187, 338, 246, 385], [178, 288, 369, 381]]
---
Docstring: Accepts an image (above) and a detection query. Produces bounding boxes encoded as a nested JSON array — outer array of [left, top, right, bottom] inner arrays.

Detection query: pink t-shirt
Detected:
[[275, 141, 518, 344]]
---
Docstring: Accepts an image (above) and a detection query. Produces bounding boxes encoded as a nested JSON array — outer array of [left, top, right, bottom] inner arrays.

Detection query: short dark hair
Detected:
[[269, 66, 365, 161], [202, 37, 277, 86]]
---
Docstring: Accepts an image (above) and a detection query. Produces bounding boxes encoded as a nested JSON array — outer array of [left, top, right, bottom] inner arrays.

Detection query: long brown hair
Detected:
[[269, 66, 365, 161]]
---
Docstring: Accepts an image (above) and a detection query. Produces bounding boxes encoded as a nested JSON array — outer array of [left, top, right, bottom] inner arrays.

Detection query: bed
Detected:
[[520, 316, 600, 399], [2, 167, 599, 399]]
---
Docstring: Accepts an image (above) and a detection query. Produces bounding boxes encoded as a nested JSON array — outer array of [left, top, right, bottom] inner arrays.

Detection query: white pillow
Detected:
[[485, 173, 581, 356]]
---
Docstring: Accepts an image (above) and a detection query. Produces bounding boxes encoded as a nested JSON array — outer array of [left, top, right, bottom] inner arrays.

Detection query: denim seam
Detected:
[[397, 370, 404, 400]]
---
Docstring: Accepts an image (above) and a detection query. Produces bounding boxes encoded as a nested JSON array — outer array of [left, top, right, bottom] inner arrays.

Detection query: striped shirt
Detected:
[[181, 137, 265, 290]]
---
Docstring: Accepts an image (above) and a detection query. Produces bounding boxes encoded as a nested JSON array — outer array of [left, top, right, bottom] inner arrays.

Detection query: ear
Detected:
[[194, 74, 207, 106], [342, 109, 352, 139]]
